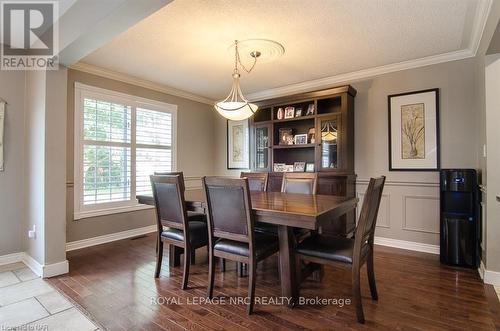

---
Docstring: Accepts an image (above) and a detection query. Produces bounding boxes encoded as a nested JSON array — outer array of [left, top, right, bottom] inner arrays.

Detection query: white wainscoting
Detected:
[[356, 179, 440, 249]]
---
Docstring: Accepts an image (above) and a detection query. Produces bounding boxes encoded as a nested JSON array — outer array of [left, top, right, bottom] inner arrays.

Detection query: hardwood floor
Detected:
[[49, 233, 498, 330]]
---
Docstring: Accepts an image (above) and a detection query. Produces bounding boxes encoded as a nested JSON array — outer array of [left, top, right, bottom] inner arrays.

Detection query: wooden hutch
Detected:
[[250, 85, 357, 237]]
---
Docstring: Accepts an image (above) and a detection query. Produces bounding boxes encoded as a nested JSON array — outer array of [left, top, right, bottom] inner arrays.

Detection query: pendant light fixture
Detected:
[[215, 39, 285, 121], [214, 40, 259, 121]]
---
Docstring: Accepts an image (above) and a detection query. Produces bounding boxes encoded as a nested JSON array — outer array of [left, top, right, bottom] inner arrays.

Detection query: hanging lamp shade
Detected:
[[214, 72, 258, 121]]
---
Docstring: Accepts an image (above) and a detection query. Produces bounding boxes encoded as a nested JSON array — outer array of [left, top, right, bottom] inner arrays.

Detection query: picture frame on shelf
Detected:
[[273, 163, 286, 172], [227, 119, 249, 169], [284, 106, 295, 119], [277, 107, 284, 120], [279, 128, 293, 145], [305, 163, 315, 172], [295, 108, 302, 117], [293, 162, 306, 172], [306, 103, 315, 115], [284, 165, 294, 172], [388, 88, 440, 171], [294, 134, 308, 145]]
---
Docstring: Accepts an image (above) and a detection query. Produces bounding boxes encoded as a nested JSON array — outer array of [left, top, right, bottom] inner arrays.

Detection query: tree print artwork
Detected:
[[401, 103, 425, 159]]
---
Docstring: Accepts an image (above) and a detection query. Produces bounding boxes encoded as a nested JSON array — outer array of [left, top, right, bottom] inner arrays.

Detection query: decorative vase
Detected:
[[277, 108, 284, 120]]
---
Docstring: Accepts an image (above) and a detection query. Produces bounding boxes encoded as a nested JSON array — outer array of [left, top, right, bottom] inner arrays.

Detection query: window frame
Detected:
[[74, 82, 177, 220]]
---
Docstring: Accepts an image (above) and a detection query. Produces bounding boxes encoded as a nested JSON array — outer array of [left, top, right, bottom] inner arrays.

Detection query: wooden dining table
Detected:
[[137, 189, 358, 304]]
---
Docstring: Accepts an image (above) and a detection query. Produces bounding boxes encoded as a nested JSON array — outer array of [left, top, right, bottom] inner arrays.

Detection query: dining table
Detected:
[[137, 189, 358, 305]]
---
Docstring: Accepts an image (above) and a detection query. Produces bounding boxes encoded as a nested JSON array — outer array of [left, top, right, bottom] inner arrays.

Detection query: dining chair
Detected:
[[295, 176, 386, 323], [203, 176, 279, 314], [150, 175, 208, 289], [152, 171, 206, 263], [281, 172, 318, 195], [240, 172, 268, 192]]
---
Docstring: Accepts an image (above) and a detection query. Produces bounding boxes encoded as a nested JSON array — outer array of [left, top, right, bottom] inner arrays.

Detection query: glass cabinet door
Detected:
[[317, 115, 341, 171], [254, 124, 271, 171]]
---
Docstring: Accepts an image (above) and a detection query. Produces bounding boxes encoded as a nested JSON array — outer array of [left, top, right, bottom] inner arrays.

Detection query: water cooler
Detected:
[[440, 169, 480, 268]]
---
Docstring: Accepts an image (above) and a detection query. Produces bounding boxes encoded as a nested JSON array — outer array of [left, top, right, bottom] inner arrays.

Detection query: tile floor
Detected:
[[0, 262, 100, 330]]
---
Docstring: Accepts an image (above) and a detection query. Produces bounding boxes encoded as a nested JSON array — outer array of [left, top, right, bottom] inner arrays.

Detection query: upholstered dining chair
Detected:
[[281, 172, 318, 194], [153, 171, 206, 263], [203, 176, 279, 314], [295, 176, 386, 323], [150, 175, 208, 289]]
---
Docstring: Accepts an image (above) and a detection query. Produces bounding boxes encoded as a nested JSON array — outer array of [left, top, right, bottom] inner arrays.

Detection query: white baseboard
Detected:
[[66, 225, 157, 252], [374, 236, 440, 255], [42, 260, 69, 278], [0, 252, 25, 266], [22, 253, 43, 277], [483, 268, 500, 286]]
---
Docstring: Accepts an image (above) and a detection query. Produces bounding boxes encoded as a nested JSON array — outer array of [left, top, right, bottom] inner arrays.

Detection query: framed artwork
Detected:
[[388, 88, 440, 171], [305, 163, 315, 172], [295, 108, 303, 117], [293, 162, 306, 172], [273, 163, 285, 172], [284, 107, 295, 119], [279, 128, 293, 145], [294, 134, 308, 145], [227, 119, 249, 169]]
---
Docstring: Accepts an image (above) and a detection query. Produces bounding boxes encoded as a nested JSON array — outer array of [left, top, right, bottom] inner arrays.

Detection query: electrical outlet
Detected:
[[28, 225, 36, 239]]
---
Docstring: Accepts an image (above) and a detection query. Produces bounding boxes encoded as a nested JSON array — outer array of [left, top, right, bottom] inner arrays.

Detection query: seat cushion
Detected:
[[187, 211, 206, 222], [161, 221, 208, 248], [254, 222, 278, 235], [214, 233, 278, 260], [296, 235, 355, 264]]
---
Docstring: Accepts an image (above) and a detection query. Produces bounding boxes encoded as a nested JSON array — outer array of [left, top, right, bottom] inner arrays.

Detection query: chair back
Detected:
[[154, 171, 185, 192], [202, 176, 254, 243], [240, 172, 268, 192], [281, 172, 318, 194], [150, 175, 188, 235], [354, 176, 386, 255]]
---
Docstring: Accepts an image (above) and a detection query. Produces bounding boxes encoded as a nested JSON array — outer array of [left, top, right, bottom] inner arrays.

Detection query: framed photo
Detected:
[[284, 165, 294, 172], [293, 162, 306, 172], [388, 88, 440, 171], [279, 128, 293, 145], [294, 134, 308, 145], [273, 163, 286, 172], [284, 107, 295, 119], [295, 108, 303, 117], [305, 163, 315, 172], [227, 119, 249, 169], [306, 104, 315, 115]]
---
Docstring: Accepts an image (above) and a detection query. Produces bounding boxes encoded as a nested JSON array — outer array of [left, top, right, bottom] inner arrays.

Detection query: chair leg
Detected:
[[181, 247, 191, 290], [219, 258, 226, 272], [352, 266, 365, 324], [247, 260, 256, 315], [237, 262, 246, 277], [207, 250, 215, 298], [367, 251, 378, 300], [155, 241, 163, 278], [190, 249, 196, 265]]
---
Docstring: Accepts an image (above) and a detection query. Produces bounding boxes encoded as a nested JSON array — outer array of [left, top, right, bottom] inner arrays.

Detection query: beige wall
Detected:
[[66, 69, 214, 242], [0, 71, 26, 256], [485, 54, 500, 273], [213, 57, 481, 246]]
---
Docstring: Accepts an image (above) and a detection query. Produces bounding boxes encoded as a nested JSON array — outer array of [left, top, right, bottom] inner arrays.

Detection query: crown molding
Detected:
[[246, 49, 475, 101], [69, 62, 215, 105]]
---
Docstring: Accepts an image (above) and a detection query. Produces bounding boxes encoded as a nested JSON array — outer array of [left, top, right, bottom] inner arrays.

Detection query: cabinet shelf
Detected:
[[272, 144, 316, 149], [273, 115, 316, 123]]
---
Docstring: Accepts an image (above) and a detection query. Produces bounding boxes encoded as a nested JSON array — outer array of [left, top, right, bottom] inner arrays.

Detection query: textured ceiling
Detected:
[[81, 0, 483, 100]]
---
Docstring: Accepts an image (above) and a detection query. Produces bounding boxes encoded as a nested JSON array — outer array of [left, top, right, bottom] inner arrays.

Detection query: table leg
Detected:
[[278, 225, 298, 306], [168, 245, 182, 267]]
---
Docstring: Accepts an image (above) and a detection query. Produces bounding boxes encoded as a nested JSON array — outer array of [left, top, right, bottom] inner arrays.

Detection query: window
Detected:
[[74, 83, 177, 219]]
